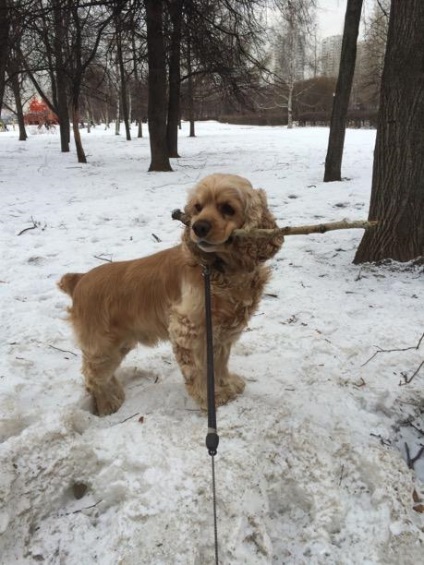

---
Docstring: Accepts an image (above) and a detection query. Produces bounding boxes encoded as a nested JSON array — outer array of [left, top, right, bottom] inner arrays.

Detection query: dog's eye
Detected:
[[194, 203, 203, 213], [220, 203, 235, 216]]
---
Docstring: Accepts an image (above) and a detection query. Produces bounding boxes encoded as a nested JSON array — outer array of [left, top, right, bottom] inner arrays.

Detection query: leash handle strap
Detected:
[[203, 265, 219, 456], [203, 265, 220, 564]]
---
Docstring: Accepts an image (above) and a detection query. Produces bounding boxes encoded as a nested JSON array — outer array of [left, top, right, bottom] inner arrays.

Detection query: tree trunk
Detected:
[[53, 0, 70, 152], [0, 0, 10, 113], [72, 102, 87, 163], [131, 26, 143, 138], [145, 0, 172, 171], [354, 0, 424, 263], [166, 0, 183, 157], [187, 36, 195, 137], [115, 86, 120, 135], [56, 92, 71, 152], [287, 83, 294, 129], [105, 100, 110, 129], [323, 0, 363, 182], [116, 17, 131, 141], [10, 71, 27, 141]]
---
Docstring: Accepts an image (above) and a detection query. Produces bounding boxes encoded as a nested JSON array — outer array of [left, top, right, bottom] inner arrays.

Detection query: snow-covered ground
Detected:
[[1, 121, 423, 564]]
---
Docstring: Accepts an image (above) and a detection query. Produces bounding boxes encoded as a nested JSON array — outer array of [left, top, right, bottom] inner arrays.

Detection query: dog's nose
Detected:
[[192, 219, 212, 238]]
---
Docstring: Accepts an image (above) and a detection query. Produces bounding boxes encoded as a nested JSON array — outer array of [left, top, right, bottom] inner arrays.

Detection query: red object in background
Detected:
[[24, 98, 59, 125], [29, 98, 48, 113]]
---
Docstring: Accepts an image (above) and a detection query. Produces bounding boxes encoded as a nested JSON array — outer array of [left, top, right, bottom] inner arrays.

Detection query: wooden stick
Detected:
[[233, 219, 377, 238], [171, 209, 377, 238]]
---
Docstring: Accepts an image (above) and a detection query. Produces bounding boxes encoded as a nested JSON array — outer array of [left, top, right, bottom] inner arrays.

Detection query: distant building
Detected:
[[321, 35, 342, 77]]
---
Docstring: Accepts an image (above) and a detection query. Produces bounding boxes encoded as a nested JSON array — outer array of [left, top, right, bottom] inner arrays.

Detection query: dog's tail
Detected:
[[58, 273, 85, 298]]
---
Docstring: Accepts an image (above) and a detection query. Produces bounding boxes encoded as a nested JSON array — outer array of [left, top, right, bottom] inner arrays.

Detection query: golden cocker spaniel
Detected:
[[58, 173, 283, 415]]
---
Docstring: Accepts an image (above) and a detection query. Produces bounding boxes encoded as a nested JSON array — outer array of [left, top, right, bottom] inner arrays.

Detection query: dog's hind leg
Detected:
[[81, 349, 126, 416]]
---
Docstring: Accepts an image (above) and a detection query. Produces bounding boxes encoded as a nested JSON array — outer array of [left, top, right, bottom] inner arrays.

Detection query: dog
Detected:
[[58, 173, 283, 415]]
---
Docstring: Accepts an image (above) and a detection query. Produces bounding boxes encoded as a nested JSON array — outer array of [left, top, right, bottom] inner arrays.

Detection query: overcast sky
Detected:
[[317, 0, 374, 39], [316, 0, 347, 38]]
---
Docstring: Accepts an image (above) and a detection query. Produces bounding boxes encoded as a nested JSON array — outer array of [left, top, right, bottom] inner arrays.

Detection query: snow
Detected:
[[1, 121, 423, 564]]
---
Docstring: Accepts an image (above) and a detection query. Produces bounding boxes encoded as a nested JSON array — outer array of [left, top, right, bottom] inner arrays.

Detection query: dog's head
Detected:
[[182, 173, 283, 271]]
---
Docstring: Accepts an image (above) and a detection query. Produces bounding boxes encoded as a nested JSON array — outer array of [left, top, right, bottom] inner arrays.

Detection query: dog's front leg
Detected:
[[185, 341, 245, 408], [169, 316, 207, 408], [170, 313, 245, 408], [213, 342, 246, 406]]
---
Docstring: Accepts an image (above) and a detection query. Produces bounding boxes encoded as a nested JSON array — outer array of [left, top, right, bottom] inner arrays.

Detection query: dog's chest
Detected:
[[211, 269, 269, 331], [173, 267, 269, 338]]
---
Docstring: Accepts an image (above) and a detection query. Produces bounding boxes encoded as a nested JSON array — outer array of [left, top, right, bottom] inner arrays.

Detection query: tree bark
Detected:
[[323, 0, 363, 182], [0, 0, 10, 113], [72, 99, 87, 163], [116, 13, 131, 141], [186, 36, 195, 137], [145, 0, 172, 171], [115, 84, 121, 135], [53, 0, 70, 152], [354, 0, 424, 263], [10, 71, 27, 140], [166, 0, 183, 157], [130, 22, 143, 138], [287, 83, 294, 128]]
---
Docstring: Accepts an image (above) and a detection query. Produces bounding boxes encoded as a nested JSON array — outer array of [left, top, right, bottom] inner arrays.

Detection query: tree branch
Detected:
[[362, 331, 424, 367], [172, 209, 377, 238]]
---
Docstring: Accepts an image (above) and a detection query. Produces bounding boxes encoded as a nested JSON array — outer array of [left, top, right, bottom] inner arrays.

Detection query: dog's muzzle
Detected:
[[192, 219, 212, 239]]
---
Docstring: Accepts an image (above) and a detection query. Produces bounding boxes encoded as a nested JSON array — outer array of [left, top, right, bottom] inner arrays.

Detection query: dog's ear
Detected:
[[183, 190, 196, 218], [234, 188, 283, 267]]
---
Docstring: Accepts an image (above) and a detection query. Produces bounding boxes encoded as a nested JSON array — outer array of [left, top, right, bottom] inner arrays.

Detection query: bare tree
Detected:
[[356, 0, 389, 110], [166, 0, 183, 157], [271, 0, 316, 128], [323, 0, 363, 182], [185, 32, 195, 136], [67, 2, 118, 162], [7, 55, 27, 141], [22, 0, 72, 152], [354, 0, 424, 263], [52, 0, 71, 152], [0, 0, 10, 113], [181, 0, 267, 125], [113, 4, 132, 141], [144, 0, 172, 171]]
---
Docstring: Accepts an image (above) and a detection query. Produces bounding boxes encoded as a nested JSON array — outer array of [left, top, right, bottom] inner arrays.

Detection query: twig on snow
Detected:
[[17, 217, 39, 236], [405, 442, 424, 470], [119, 412, 140, 424], [48, 344, 77, 357], [403, 420, 424, 437], [362, 331, 424, 367], [353, 377, 366, 388], [338, 464, 345, 486], [62, 500, 101, 517], [399, 360, 424, 386], [93, 254, 113, 263]]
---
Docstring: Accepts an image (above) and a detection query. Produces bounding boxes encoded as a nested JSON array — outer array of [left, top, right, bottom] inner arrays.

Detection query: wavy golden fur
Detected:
[[58, 173, 283, 415]]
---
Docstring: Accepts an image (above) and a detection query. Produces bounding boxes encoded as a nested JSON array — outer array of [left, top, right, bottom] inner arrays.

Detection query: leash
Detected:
[[202, 264, 219, 565]]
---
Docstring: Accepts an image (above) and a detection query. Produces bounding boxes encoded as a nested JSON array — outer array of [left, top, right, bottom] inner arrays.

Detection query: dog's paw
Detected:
[[215, 374, 246, 406], [93, 378, 125, 416], [185, 374, 246, 410], [227, 373, 246, 394]]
